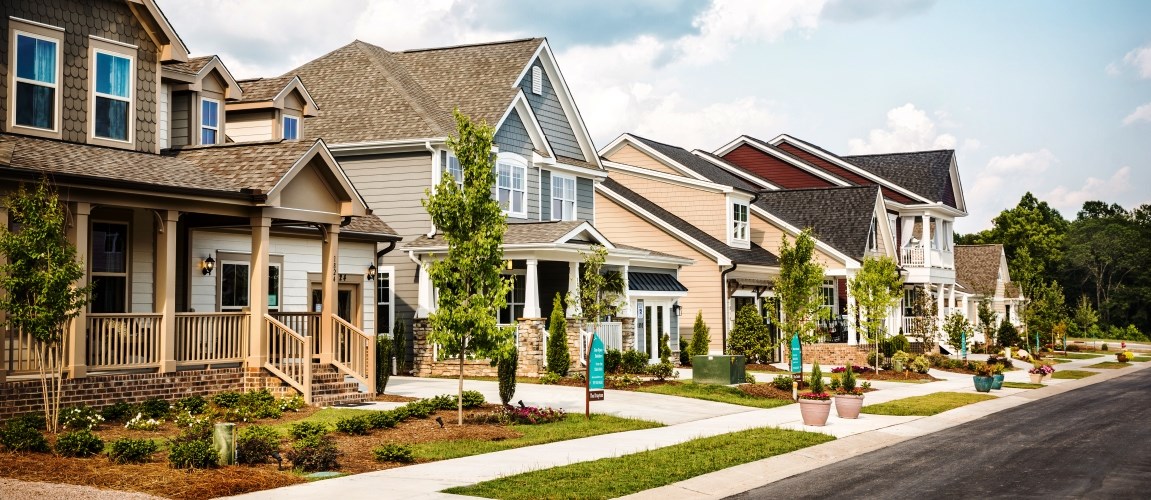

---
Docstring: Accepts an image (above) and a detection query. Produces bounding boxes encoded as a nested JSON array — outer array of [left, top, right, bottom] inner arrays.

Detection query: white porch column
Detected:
[[567, 261, 581, 317], [961, 294, 969, 319], [948, 284, 956, 318], [415, 260, 432, 318], [67, 202, 91, 379], [319, 223, 339, 364], [155, 210, 178, 373], [523, 259, 540, 318], [921, 214, 932, 268], [246, 216, 271, 368], [844, 273, 858, 345], [935, 282, 945, 335], [620, 265, 632, 316]]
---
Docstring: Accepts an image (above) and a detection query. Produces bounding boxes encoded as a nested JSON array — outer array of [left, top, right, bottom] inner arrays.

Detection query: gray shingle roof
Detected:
[[600, 177, 779, 267], [628, 135, 759, 192], [842, 150, 955, 206], [404, 220, 585, 249], [954, 244, 1003, 296], [629, 272, 688, 292], [163, 55, 215, 75], [754, 185, 880, 261], [236, 76, 297, 103]]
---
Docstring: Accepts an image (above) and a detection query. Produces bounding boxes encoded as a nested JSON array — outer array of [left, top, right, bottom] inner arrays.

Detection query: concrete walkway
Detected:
[[228, 353, 1142, 500]]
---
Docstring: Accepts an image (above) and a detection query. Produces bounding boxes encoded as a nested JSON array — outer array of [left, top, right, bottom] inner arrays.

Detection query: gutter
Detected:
[[720, 262, 738, 354]]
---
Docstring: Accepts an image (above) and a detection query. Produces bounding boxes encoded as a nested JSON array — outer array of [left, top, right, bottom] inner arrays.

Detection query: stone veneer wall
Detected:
[[564, 318, 584, 375], [797, 344, 872, 367], [620, 317, 636, 352], [0, 368, 245, 420], [411, 318, 548, 378]]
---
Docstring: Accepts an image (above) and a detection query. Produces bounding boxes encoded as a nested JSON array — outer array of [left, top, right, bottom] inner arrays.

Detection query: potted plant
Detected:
[[986, 355, 1005, 390], [798, 362, 832, 426], [973, 362, 995, 392], [834, 364, 865, 419], [1029, 362, 1054, 383]]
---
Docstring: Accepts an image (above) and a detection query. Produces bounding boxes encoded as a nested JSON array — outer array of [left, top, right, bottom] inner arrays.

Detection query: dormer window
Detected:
[[531, 66, 543, 95], [731, 201, 749, 243], [201, 98, 220, 145], [92, 50, 133, 142], [867, 216, 878, 252], [13, 31, 60, 131], [551, 173, 576, 221], [282, 115, 299, 141]]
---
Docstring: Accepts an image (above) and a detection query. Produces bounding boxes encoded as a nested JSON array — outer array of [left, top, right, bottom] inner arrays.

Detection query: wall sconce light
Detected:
[[672, 302, 682, 317], [201, 255, 215, 276], [505, 259, 513, 270], [366, 263, 377, 281]]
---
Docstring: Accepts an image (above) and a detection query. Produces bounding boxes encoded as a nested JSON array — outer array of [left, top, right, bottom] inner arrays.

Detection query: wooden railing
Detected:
[[86, 313, 163, 371], [175, 312, 249, 366], [264, 314, 312, 403], [331, 316, 374, 394], [4, 324, 40, 375], [271, 312, 321, 357]]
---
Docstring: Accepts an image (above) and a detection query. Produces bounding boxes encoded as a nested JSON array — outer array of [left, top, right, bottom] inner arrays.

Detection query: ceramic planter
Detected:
[[973, 375, 994, 392], [991, 373, 1004, 390], [834, 394, 864, 419], [798, 399, 832, 426], [1029, 373, 1045, 384]]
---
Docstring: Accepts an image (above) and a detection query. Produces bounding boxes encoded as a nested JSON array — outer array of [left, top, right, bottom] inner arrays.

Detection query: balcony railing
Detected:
[[900, 245, 954, 269], [901, 246, 925, 267]]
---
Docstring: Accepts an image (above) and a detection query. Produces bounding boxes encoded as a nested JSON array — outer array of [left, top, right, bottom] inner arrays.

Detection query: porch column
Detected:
[[523, 259, 540, 318], [935, 282, 945, 339], [620, 265, 632, 316], [67, 203, 91, 379], [567, 261, 581, 317], [0, 207, 6, 384], [155, 210, 178, 373], [246, 216, 271, 368], [948, 284, 956, 319], [320, 224, 339, 364], [415, 259, 432, 318], [921, 214, 932, 267], [844, 273, 858, 345]]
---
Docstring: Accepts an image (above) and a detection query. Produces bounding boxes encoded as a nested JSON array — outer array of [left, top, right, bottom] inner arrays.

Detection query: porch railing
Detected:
[[86, 313, 163, 371], [578, 321, 623, 361], [901, 246, 925, 267], [331, 316, 375, 394], [271, 312, 321, 357], [3, 324, 39, 375], [175, 312, 249, 366], [264, 314, 312, 404]]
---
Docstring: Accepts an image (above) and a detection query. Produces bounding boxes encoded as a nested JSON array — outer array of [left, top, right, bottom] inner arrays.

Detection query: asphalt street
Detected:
[[730, 370, 1151, 499]]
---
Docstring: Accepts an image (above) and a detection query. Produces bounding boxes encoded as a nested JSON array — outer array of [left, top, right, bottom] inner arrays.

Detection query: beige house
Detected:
[[955, 244, 1026, 343]]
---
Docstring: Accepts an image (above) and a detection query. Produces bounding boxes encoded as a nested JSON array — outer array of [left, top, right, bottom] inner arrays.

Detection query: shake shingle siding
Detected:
[[519, 57, 583, 160], [541, 169, 551, 220], [495, 109, 534, 158]]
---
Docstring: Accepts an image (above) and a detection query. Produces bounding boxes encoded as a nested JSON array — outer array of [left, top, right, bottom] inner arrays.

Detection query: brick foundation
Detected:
[[0, 368, 245, 420], [796, 344, 872, 367], [411, 318, 548, 378]]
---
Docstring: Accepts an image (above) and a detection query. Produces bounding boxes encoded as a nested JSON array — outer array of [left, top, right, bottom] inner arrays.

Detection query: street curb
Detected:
[[619, 360, 1149, 500]]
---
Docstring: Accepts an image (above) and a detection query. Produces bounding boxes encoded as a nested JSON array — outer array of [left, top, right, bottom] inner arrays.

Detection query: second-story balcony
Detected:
[[900, 244, 954, 269]]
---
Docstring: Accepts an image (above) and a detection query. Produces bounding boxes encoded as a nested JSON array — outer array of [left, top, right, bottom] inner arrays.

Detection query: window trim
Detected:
[[867, 215, 879, 252], [7, 22, 64, 138], [551, 172, 577, 221], [730, 199, 750, 245], [200, 97, 221, 145], [87, 44, 134, 146], [821, 279, 838, 313], [376, 265, 395, 334], [215, 252, 285, 312], [498, 270, 526, 326], [441, 150, 463, 188], [496, 153, 528, 219], [282, 114, 299, 141], [89, 220, 130, 313]]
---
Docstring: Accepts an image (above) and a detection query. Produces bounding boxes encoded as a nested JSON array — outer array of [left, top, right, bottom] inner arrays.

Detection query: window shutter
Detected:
[[531, 66, 542, 95]]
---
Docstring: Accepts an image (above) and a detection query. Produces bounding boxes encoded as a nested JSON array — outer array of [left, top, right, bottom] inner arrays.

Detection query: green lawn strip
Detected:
[[634, 382, 794, 409], [1131, 356, 1151, 362], [860, 392, 996, 416], [1001, 382, 1044, 389], [1051, 370, 1098, 379], [430, 375, 544, 385], [1084, 362, 1132, 369], [264, 408, 367, 434], [444, 427, 834, 500], [1056, 353, 1104, 359], [408, 414, 660, 460], [1049, 358, 1072, 364]]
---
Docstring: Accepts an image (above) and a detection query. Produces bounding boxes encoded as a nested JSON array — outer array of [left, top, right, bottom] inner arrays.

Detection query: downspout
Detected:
[[425, 140, 437, 238], [720, 263, 738, 354]]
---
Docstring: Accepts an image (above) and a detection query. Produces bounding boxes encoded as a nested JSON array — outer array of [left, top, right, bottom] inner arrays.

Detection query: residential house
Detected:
[[284, 39, 691, 374], [955, 244, 1026, 343], [0, 0, 396, 417]]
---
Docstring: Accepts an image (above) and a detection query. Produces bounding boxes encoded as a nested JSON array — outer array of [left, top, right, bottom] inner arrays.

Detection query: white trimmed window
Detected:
[[731, 201, 749, 243], [496, 154, 527, 218], [531, 66, 543, 95], [376, 267, 393, 334], [821, 279, 837, 314], [551, 173, 576, 221], [219, 261, 280, 311], [440, 151, 463, 187], [867, 216, 879, 252], [498, 272, 526, 325], [12, 30, 60, 131], [201, 97, 220, 145], [92, 49, 133, 142], [282, 115, 299, 141]]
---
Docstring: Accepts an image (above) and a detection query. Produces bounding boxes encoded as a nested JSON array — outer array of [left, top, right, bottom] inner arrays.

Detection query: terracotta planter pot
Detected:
[[1029, 373, 1044, 384], [991, 374, 1004, 390], [834, 394, 864, 419], [798, 399, 832, 426], [973, 375, 994, 392]]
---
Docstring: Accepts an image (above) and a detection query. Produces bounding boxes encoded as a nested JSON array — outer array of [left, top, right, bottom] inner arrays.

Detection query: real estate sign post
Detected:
[[586, 333, 605, 419], [790, 335, 802, 382]]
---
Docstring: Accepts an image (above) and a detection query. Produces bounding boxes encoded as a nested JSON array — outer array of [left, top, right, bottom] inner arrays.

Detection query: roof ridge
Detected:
[[397, 37, 542, 54], [758, 185, 879, 194], [351, 41, 454, 137], [842, 149, 955, 158]]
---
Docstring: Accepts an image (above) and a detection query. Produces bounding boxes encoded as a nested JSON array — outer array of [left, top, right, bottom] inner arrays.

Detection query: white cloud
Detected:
[[1122, 102, 1151, 126], [1105, 62, 1121, 77], [1123, 44, 1151, 79], [846, 103, 958, 154], [1045, 166, 1133, 211], [985, 149, 1057, 175], [674, 0, 825, 65]]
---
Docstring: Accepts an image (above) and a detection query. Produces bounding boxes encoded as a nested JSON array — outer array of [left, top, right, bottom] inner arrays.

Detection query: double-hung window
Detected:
[[496, 155, 526, 218], [551, 174, 576, 221], [731, 201, 749, 243], [377, 268, 393, 334], [282, 115, 299, 141], [201, 98, 220, 145], [220, 260, 280, 311], [93, 50, 132, 141], [90, 222, 128, 313], [821, 279, 837, 315], [498, 273, 526, 325], [440, 151, 463, 187], [13, 31, 59, 131]]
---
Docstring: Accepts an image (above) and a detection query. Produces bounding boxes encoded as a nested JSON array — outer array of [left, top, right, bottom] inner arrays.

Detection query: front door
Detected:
[[310, 283, 361, 326], [641, 300, 669, 362]]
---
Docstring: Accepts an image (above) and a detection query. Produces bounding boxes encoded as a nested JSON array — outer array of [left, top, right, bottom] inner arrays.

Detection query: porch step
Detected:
[[307, 363, 371, 406]]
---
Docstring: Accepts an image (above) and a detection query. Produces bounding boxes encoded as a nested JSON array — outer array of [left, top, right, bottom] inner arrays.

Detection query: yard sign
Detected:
[[790, 334, 802, 381], [586, 333, 605, 418]]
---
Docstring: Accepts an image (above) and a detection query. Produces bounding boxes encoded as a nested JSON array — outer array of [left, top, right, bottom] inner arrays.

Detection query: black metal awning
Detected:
[[629, 272, 688, 292]]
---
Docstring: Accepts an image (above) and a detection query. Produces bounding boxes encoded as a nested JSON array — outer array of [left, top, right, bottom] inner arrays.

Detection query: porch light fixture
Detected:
[[201, 255, 215, 276], [672, 302, 682, 317], [366, 263, 377, 281]]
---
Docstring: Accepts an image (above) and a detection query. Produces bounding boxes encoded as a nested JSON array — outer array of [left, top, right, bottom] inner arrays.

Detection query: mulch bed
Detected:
[[737, 383, 798, 400], [859, 370, 940, 381], [745, 364, 788, 373], [371, 394, 418, 403]]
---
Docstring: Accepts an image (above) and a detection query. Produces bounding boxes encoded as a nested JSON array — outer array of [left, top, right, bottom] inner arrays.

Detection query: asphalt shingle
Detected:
[[754, 185, 881, 260], [842, 150, 956, 207]]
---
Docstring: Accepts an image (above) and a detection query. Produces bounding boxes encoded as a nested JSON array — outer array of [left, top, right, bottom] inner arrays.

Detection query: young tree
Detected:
[[1023, 279, 1068, 350], [770, 230, 826, 368], [421, 110, 513, 425], [942, 312, 971, 355], [728, 304, 771, 364], [0, 179, 90, 433], [1072, 295, 1099, 339], [909, 288, 940, 350], [848, 256, 903, 372], [998, 319, 1021, 347], [687, 310, 710, 358], [575, 245, 624, 339], [546, 293, 570, 376], [976, 299, 998, 346]]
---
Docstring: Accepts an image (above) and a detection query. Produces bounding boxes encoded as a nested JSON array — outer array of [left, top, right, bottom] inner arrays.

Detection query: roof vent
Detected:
[[531, 66, 542, 95]]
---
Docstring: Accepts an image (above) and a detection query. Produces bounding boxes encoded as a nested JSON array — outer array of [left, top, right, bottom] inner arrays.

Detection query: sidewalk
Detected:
[[228, 353, 1142, 500]]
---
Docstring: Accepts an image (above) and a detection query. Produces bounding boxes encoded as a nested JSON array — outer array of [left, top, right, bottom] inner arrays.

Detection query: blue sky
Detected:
[[158, 0, 1151, 232]]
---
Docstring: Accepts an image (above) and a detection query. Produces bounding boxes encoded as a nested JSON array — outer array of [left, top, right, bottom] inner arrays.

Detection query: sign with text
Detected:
[[790, 335, 802, 381], [587, 333, 605, 414], [961, 331, 968, 361]]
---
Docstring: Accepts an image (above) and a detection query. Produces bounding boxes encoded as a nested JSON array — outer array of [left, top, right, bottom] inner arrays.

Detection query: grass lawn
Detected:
[[1085, 362, 1132, 369], [444, 427, 834, 500], [1002, 382, 1045, 389], [1051, 370, 1098, 379], [1057, 353, 1104, 359], [1049, 358, 1072, 364], [1132, 356, 1151, 362], [860, 392, 996, 416], [409, 413, 661, 461], [264, 408, 367, 433], [634, 382, 794, 409]]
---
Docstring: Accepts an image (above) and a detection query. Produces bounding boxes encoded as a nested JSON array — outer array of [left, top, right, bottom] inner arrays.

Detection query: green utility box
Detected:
[[692, 355, 746, 385]]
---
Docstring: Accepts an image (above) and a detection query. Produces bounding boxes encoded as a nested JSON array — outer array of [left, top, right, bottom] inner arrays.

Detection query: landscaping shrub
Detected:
[[376, 333, 393, 395], [772, 374, 794, 391], [173, 395, 209, 416], [426, 394, 457, 410], [809, 363, 825, 395], [59, 405, 104, 431], [729, 304, 771, 363], [12, 413, 46, 430], [406, 400, 437, 419], [867, 351, 885, 369], [687, 311, 710, 360], [998, 320, 1020, 347], [1102, 343, 1109, 351], [367, 411, 398, 430], [212, 391, 243, 409], [889, 334, 911, 355], [546, 294, 571, 376], [457, 390, 485, 409], [138, 398, 171, 420], [124, 413, 163, 431], [496, 346, 518, 405], [288, 421, 329, 440], [540, 372, 561, 385], [744, 373, 756, 384], [647, 361, 677, 381], [497, 405, 566, 425], [621, 350, 647, 374], [335, 415, 372, 436], [0, 419, 50, 453], [604, 348, 622, 374], [287, 435, 340, 472], [239, 389, 281, 419], [372, 443, 415, 463], [55, 429, 104, 457], [911, 355, 932, 374], [107, 438, 158, 464], [279, 395, 306, 412], [679, 350, 690, 366], [100, 401, 135, 423], [236, 425, 282, 465], [168, 438, 217, 470], [173, 410, 212, 430]]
